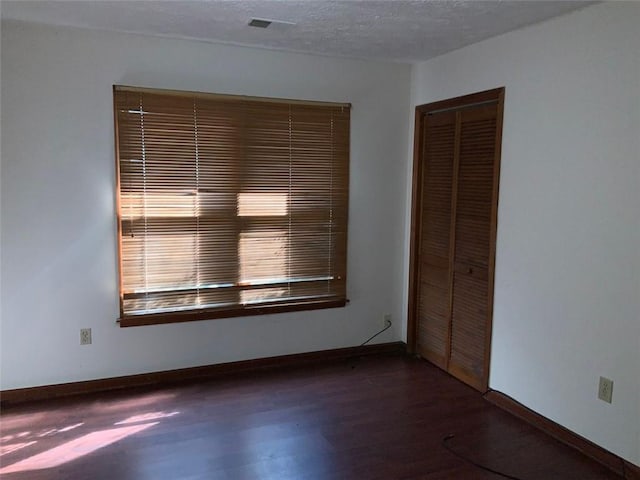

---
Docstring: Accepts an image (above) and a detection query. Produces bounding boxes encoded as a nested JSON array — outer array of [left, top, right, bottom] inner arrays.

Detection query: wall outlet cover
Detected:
[[80, 328, 92, 345], [598, 376, 613, 403]]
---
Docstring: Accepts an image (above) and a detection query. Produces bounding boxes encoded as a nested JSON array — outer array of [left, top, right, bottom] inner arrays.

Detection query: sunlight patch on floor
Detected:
[[91, 392, 177, 412], [0, 422, 158, 474], [0, 441, 37, 457], [115, 411, 180, 425]]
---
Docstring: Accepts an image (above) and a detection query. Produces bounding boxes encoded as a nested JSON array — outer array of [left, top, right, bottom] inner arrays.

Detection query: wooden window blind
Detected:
[[114, 86, 350, 327]]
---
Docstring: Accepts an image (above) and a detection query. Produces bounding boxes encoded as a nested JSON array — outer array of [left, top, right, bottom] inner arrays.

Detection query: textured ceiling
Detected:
[[1, 1, 595, 62]]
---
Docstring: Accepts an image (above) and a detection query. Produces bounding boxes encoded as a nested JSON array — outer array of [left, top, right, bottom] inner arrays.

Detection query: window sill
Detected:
[[118, 298, 347, 327]]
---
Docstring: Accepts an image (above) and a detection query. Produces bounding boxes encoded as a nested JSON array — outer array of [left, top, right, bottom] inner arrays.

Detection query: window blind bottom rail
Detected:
[[118, 297, 347, 327], [124, 292, 337, 315], [123, 276, 336, 298]]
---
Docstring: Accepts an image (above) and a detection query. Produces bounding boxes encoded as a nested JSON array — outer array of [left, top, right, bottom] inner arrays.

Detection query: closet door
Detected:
[[410, 88, 503, 392], [415, 111, 456, 368], [448, 105, 499, 390]]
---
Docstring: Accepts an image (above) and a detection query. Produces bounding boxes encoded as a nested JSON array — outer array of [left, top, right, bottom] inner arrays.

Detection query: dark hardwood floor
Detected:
[[0, 354, 622, 479]]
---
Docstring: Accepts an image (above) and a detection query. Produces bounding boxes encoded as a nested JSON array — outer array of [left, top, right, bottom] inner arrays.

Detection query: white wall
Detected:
[[408, 2, 640, 464], [0, 22, 410, 390]]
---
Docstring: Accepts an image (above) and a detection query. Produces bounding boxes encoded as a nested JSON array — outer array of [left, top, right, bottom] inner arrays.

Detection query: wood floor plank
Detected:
[[0, 355, 623, 479]]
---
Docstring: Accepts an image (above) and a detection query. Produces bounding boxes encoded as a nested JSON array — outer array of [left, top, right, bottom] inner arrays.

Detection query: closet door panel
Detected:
[[416, 112, 455, 367], [449, 269, 489, 390], [449, 105, 498, 390]]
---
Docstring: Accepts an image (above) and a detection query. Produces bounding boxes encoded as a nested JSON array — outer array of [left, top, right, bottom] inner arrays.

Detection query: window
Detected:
[[114, 86, 350, 327]]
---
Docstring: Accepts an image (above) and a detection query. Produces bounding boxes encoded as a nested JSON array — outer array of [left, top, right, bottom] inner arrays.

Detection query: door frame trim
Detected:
[[407, 87, 505, 392]]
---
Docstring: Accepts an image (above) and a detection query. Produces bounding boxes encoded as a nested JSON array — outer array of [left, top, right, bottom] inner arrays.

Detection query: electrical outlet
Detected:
[[383, 314, 392, 329], [80, 328, 92, 345], [598, 376, 613, 403]]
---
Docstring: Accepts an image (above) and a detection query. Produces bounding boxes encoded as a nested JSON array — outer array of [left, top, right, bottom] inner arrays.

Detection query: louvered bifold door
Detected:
[[448, 104, 499, 391], [416, 111, 456, 368], [413, 89, 502, 393]]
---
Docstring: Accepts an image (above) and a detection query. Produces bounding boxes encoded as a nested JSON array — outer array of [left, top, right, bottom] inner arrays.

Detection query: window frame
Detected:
[[113, 86, 350, 327]]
